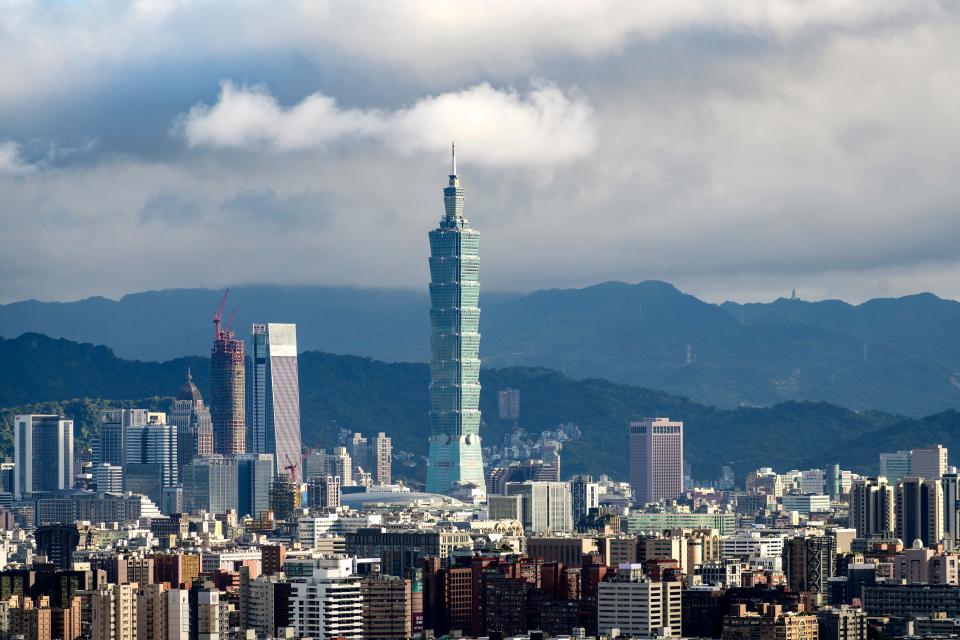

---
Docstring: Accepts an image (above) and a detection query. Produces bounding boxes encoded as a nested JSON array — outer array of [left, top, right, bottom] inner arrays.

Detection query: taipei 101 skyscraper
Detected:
[[425, 144, 486, 499]]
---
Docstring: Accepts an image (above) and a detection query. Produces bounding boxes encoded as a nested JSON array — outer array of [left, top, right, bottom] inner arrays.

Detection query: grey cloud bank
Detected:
[[1, 1, 960, 305]]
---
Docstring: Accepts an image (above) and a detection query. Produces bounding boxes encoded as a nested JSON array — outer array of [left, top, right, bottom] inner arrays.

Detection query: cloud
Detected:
[[178, 80, 597, 168], [0, 142, 36, 176]]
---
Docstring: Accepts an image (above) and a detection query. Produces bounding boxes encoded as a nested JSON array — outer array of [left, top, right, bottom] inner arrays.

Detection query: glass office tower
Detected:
[[425, 146, 485, 498], [250, 323, 303, 478]]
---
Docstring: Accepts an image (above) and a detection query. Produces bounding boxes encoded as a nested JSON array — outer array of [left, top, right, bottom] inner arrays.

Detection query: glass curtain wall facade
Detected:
[[425, 148, 485, 497], [250, 323, 302, 478]]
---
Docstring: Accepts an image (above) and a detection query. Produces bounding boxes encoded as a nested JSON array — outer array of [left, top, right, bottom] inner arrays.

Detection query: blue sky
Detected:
[[2, 1, 960, 304]]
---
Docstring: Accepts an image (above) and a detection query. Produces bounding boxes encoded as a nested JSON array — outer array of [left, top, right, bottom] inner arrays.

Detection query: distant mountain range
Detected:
[[3, 281, 960, 416], [3, 332, 960, 482]]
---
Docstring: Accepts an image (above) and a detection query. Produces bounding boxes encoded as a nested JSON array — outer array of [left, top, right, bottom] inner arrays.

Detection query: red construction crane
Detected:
[[213, 289, 230, 338], [284, 454, 299, 484]]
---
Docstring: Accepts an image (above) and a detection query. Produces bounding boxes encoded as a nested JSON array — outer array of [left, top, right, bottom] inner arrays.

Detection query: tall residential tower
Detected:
[[425, 146, 485, 497], [249, 323, 302, 478]]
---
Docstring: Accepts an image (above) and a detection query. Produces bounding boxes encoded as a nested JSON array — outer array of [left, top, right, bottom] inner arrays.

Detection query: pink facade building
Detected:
[[630, 417, 684, 505]]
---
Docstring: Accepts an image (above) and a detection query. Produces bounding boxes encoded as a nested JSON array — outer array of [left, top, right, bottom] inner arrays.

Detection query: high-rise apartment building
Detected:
[[89, 584, 138, 640], [169, 370, 213, 474], [14, 415, 74, 499], [879, 451, 911, 484], [912, 445, 949, 481], [249, 323, 302, 477], [498, 388, 520, 422], [897, 476, 944, 547], [361, 575, 412, 640], [289, 557, 363, 640], [350, 433, 369, 473], [308, 475, 341, 511], [629, 417, 684, 504], [505, 481, 573, 534], [210, 309, 245, 456], [425, 147, 485, 498], [372, 432, 392, 485], [236, 453, 274, 518], [849, 477, 895, 538], [597, 566, 682, 637]]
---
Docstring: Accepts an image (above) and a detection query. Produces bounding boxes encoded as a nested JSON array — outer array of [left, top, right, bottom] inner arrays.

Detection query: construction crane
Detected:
[[284, 454, 300, 484], [213, 289, 230, 338]]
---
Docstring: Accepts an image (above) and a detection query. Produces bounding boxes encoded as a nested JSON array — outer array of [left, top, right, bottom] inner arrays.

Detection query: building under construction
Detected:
[[210, 291, 246, 456]]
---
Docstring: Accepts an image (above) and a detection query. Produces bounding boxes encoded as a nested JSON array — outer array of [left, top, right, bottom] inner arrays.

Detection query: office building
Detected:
[[269, 474, 300, 521], [35, 491, 162, 525], [880, 451, 911, 484], [34, 524, 79, 570], [505, 481, 573, 534], [94, 464, 123, 494], [570, 474, 600, 529], [629, 417, 684, 504], [372, 432, 392, 485], [863, 583, 960, 617], [625, 512, 738, 534], [597, 566, 681, 637], [210, 308, 245, 456], [236, 454, 274, 518], [97, 409, 156, 467], [912, 444, 949, 481], [168, 369, 214, 474], [945, 472, 960, 549], [782, 493, 831, 514], [181, 456, 238, 515], [425, 147, 486, 497], [249, 323, 302, 477], [14, 415, 74, 499], [124, 417, 178, 493], [783, 535, 836, 595], [498, 388, 520, 422], [345, 528, 472, 575], [897, 476, 944, 547], [850, 477, 895, 537]]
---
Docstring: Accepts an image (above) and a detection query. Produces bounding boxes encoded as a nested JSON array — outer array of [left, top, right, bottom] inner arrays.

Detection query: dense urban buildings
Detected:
[[425, 147, 486, 499], [249, 322, 303, 478]]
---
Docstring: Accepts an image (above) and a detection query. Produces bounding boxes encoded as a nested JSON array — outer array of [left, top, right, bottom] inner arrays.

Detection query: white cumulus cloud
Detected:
[[178, 80, 597, 168]]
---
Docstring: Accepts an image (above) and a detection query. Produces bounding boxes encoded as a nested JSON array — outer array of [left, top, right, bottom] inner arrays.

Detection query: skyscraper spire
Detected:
[[451, 141, 456, 176]]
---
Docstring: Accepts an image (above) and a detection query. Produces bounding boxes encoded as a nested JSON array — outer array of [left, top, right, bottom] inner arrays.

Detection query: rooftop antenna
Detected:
[[451, 141, 457, 175]]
